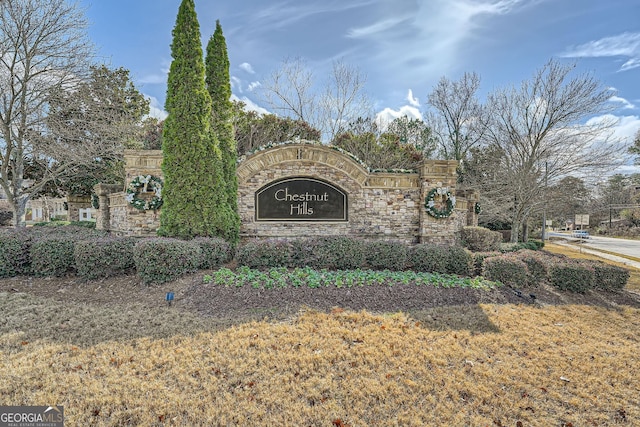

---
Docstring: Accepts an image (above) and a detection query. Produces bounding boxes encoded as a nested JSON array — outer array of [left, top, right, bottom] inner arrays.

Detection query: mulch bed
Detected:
[[2, 272, 639, 322]]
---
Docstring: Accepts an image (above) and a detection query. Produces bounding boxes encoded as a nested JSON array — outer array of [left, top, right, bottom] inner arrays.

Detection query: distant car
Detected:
[[571, 230, 590, 239]]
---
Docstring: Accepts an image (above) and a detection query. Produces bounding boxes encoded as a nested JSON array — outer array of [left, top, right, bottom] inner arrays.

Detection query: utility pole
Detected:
[[542, 162, 548, 241]]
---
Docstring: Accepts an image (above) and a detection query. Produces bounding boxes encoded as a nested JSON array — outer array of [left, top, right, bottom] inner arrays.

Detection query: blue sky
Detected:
[[81, 0, 640, 172]]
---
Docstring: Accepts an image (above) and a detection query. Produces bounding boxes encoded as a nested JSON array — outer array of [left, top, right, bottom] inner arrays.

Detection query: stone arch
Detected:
[[236, 143, 369, 187]]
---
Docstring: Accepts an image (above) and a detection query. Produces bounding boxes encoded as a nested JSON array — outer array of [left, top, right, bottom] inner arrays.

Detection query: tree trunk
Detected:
[[522, 221, 529, 242], [11, 196, 29, 228], [510, 220, 519, 243]]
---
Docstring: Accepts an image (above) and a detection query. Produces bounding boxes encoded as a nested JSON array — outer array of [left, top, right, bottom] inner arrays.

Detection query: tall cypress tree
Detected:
[[160, 0, 225, 238], [205, 20, 240, 243]]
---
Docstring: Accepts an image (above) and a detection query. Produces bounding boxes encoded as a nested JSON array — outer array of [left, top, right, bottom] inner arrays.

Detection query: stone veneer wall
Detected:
[[66, 195, 91, 222], [96, 150, 164, 236], [98, 145, 476, 243], [237, 144, 469, 245]]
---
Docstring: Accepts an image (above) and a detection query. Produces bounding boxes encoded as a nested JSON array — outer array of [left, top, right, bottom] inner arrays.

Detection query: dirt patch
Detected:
[[1, 269, 639, 323]]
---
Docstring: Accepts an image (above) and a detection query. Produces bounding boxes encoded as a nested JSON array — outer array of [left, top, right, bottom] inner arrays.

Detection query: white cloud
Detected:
[[621, 58, 640, 72], [148, 104, 168, 120], [407, 89, 420, 107], [560, 32, 640, 72], [230, 76, 242, 93], [347, 16, 412, 38], [239, 62, 255, 74], [247, 81, 261, 91], [138, 74, 166, 85], [375, 105, 423, 130], [138, 61, 170, 85], [585, 113, 640, 149], [248, 0, 377, 31], [145, 95, 168, 120], [231, 94, 270, 115], [345, 0, 536, 82], [609, 95, 636, 110]]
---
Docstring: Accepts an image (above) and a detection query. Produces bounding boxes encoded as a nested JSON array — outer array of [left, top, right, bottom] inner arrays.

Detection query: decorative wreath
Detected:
[[126, 175, 163, 211], [425, 187, 455, 219], [474, 202, 481, 214]]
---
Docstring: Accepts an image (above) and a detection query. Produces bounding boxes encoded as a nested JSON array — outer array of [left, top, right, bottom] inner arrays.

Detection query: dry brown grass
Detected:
[[1, 304, 638, 426], [544, 242, 640, 291]]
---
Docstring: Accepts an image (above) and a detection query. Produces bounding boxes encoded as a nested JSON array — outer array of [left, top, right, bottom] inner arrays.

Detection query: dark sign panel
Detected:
[[256, 177, 347, 221]]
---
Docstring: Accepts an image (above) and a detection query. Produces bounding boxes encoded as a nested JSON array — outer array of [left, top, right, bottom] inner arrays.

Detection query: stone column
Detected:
[[418, 160, 460, 245], [66, 195, 91, 222], [93, 184, 122, 231]]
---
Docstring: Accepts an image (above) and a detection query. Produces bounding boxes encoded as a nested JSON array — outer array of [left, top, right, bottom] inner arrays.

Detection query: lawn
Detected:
[[1, 244, 639, 426], [0, 299, 637, 426]]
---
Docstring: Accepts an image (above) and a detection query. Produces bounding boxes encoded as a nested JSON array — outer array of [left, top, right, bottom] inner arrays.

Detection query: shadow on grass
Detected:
[[408, 304, 501, 334], [0, 291, 234, 350]]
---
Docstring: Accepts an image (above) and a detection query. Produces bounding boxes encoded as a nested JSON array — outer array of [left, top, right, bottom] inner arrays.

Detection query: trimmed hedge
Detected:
[[548, 260, 594, 294], [472, 251, 501, 277], [306, 236, 367, 270], [482, 254, 528, 287], [0, 230, 32, 277], [514, 250, 549, 286], [74, 237, 137, 280], [459, 226, 502, 252], [409, 244, 448, 274], [499, 240, 544, 253], [134, 238, 202, 285], [445, 246, 473, 276], [365, 241, 407, 271], [30, 237, 79, 277], [194, 237, 233, 269], [234, 237, 370, 270], [591, 261, 629, 292], [235, 240, 293, 269]]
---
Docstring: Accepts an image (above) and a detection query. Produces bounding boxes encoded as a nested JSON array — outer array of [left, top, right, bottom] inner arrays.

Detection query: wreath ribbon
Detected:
[[425, 187, 455, 218]]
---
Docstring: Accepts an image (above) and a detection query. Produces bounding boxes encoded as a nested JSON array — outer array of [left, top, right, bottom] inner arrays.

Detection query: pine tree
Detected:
[[160, 0, 225, 238], [205, 20, 240, 243]]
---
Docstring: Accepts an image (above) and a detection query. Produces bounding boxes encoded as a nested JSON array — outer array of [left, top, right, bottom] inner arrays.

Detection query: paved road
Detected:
[[548, 232, 640, 259]]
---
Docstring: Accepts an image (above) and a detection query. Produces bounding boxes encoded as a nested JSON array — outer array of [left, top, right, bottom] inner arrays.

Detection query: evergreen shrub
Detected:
[[409, 244, 448, 273], [30, 237, 80, 277], [69, 220, 96, 229], [134, 238, 202, 285], [33, 221, 68, 227], [0, 230, 32, 277], [482, 254, 528, 287], [459, 226, 502, 252], [548, 260, 594, 293], [499, 240, 545, 253], [446, 246, 473, 276], [307, 236, 366, 270], [590, 261, 629, 292], [194, 237, 233, 269], [235, 240, 292, 269], [365, 241, 408, 271], [0, 209, 12, 226], [514, 249, 549, 286], [472, 251, 501, 276], [74, 237, 137, 280]]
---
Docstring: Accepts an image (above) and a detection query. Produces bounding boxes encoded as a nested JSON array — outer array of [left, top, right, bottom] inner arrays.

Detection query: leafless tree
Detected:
[[629, 128, 640, 163], [260, 57, 370, 141], [426, 72, 487, 166], [0, 0, 102, 226], [472, 60, 623, 241]]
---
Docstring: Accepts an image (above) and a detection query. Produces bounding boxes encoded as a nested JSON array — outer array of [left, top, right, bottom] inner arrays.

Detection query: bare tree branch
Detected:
[[470, 60, 624, 241], [259, 57, 370, 142]]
